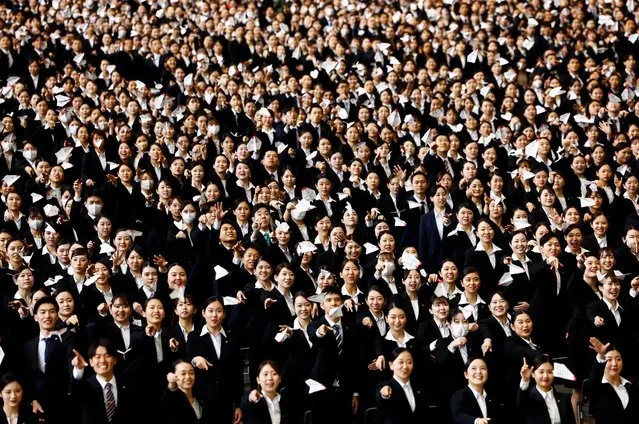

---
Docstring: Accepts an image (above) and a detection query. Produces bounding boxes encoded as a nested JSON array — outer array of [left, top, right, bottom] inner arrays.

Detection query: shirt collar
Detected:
[[384, 331, 414, 343], [96, 374, 116, 390], [459, 292, 486, 305], [341, 284, 362, 297], [468, 385, 487, 401], [536, 387, 555, 400], [602, 376, 631, 386], [392, 376, 412, 389], [200, 326, 226, 337], [602, 297, 622, 312], [475, 243, 502, 253]]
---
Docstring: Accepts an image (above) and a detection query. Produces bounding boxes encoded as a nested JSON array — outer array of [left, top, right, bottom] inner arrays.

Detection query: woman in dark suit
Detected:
[[503, 311, 545, 400], [389, 269, 430, 334], [450, 357, 503, 424], [241, 360, 292, 424], [186, 296, 243, 424], [0, 374, 36, 424], [376, 348, 432, 423], [463, 218, 506, 299], [162, 360, 211, 424], [588, 337, 639, 424], [516, 354, 575, 424]]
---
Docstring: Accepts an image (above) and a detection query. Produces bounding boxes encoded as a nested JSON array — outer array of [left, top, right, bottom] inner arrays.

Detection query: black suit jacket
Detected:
[[589, 359, 639, 424], [516, 384, 574, 424], [418, 210, 453, 273], [463, 246, 507, 299], [450, 386, 502, 424], [308, 315, 359, 394], [240, 390, 291, 424], [185, 328, 244, 412], [160, 388, 212, 424], [376, 378, 431, 424], [72, 375, 137, 424], [21, 331, 75, 420]]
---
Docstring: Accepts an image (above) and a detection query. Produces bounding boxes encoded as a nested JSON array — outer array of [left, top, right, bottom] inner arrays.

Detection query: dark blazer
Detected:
[[160, 388, 212, 424], [463, 246, 507, 299], [72, 375, 137, 424], [21, 331, 75, 423], [240, 391, 292, 424], [185, 328, 244, 419], [516, 384, 575, 424], [0, 409, 36, 424], [588, 359, 639, 424], [586, 298, 635, 356], [450, 386, 502, 424], [308, 315, 359, 394], [418, 210, 453, 273], [376, 378, 431, 424]]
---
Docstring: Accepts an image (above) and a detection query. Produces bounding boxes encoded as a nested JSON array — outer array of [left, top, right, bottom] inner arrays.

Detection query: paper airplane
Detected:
[[214, 265, 229, 280]]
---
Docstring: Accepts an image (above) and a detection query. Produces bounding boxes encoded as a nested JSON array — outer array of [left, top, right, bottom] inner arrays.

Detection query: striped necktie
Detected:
[[105, 382, 116, 422], [333, 325, 343, 356]]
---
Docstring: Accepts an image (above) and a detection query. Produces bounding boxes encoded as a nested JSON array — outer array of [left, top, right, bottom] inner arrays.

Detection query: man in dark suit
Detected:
[[419, 185, 454, 273], [21, 297, 76, 424], [308, 286, 360, 424], [71, 338, 137, 424]]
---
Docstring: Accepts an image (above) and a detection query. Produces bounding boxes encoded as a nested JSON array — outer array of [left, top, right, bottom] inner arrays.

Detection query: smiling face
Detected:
[[533, 362, 554, 391], [144, 299, 165, 326], [599, 277, 620, 302], [512, 313, 533, 338], [390, 350, 414, 382], [203, 299, 225, 331], [489, 293, 508, 317], [35, 302, 58, 331], [256, 363, 281, 394], [604, 349, 623, 380], [89, 346, 116, 379], [465, 358, 488, 388], [174, 362, 196, 391]]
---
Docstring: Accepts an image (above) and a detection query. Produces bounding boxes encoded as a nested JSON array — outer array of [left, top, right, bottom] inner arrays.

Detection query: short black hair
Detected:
[[88, 338, 118, 359]]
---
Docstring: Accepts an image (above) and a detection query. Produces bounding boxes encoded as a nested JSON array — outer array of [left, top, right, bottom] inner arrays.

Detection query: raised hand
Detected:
[[72, 349, 88, 369], [520, 357, 532, 382]]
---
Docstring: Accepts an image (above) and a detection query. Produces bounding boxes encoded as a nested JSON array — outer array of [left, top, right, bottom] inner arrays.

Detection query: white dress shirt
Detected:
[[475, 242, 502, 268], [603, 298, 622, 326], [115, 323, 131, 349], [96, 375, 118, 406], [393, 377, 416, 412], [153, 330, 164, 363], [602, 376, 630, 409], [263, 393, 282, 424], [469, 386, 488, 418], [200, 326, 226, 359], [385, 331, 414, 348]]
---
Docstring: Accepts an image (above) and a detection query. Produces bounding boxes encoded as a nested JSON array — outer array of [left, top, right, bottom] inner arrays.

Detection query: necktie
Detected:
[[333, 325, 343, 356], [265, 232, 272, 246], [443, 157, 451, 175], [44, 335, 61, 368], [105, 382, 116, 422]]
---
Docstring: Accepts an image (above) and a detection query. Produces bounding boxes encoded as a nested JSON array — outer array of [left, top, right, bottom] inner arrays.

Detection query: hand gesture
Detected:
[[106, 174, 118, 185], [153, 255, 168, 269], [589, 337, 610, 357], [169, 338, 179, 352], [236, 290, 247, 303], [264, 298, 278, 309], [631, 276, 639, 291], [32, 400, 44, 414], [97, 302, 109, 315], [145, 324, 158, 337], [133, 302, 144, 316], [380, 385, 392, 398], [71, 349, 88, 369], [167, 372, 177, 389], [594, 316, 605, 327], [482, 339, 493, 355], [73, 179, 83, 196], [318, 324, 334, 336], [361, 317, 373, 328], [520, 357, 532, 382], [249, 389, 263, 403], [192, 356, 213, 370]]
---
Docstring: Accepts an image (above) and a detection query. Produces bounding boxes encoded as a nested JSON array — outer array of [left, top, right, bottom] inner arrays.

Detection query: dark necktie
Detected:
[[44, 334, 61, 368], [334, 325, 343, 356], [105, 382, 116, 422]]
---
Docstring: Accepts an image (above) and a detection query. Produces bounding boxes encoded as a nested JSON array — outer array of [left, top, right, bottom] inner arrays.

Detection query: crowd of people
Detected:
[[2, 0, 639, 423]]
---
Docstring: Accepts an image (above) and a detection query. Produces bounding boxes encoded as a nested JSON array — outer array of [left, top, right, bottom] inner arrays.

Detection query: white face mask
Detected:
[[69, 125, 79, 136], [2, 141, 15, 152], [140, 180, 153, 191], [532, 80, 543, 89], [450, 322, 469, 339], [513, 218, 529, 225], [28, 219, 43, 230], [182, 212, 196, 224], [209, 125, 220, 135], [23, 150, 37, 160], [86, 203, 102, 216]]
